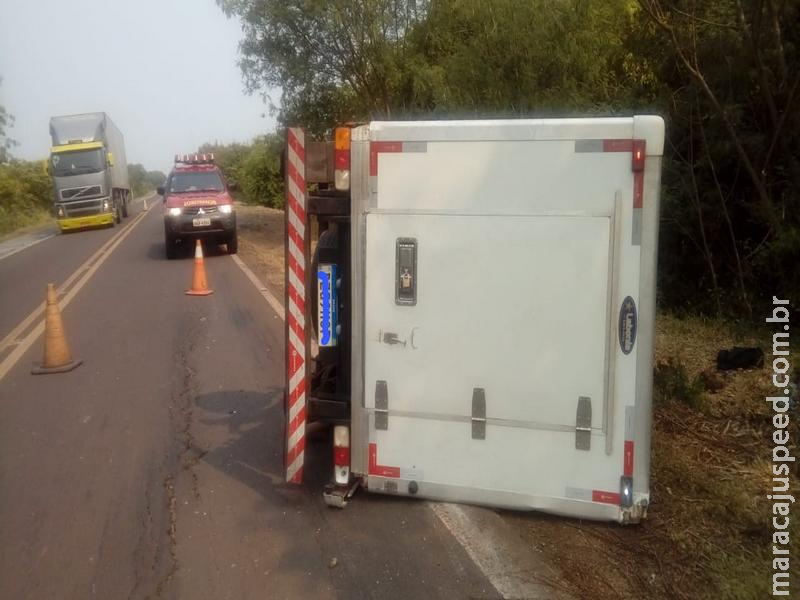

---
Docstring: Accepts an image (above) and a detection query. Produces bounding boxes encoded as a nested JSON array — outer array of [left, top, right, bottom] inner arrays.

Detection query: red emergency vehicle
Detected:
[[159, 153, 237, 259]]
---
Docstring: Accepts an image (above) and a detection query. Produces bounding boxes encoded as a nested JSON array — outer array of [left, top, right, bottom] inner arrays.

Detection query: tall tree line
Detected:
[[218, 0, 799, 316]]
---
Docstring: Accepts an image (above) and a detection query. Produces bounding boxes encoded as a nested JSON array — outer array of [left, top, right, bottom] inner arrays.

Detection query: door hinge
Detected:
[[472, 387, 486, 440], [576, 396, 592, 450], [375, 380, 388, 430]]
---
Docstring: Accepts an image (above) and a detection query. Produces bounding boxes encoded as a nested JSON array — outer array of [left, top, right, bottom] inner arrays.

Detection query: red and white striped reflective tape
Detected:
[[285, 127, 307, 484]]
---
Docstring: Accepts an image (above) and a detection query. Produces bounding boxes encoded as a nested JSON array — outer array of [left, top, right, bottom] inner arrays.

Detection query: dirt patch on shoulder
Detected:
[[235, 204, 285, 296]]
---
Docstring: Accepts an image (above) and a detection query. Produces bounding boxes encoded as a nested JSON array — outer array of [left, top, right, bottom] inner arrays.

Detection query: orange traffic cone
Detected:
[[31, 283, 82, 374], [186, 239, 213, 296]]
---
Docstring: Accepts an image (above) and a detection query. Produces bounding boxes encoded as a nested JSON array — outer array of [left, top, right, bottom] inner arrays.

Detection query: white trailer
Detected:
[[284, 116, 665, 523]]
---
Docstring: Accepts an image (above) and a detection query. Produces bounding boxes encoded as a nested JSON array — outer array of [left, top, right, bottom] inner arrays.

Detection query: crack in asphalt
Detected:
[[154, 475, 178, 599], [151, 309, 205, 598], [127, 480, 159, 600]]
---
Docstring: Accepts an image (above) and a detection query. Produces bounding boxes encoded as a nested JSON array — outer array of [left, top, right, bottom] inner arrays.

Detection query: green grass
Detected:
[[0, 206, 52, 237]]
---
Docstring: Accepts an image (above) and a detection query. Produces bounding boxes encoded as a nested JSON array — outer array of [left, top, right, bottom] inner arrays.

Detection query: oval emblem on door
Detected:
[[618, 296, 637, 355]]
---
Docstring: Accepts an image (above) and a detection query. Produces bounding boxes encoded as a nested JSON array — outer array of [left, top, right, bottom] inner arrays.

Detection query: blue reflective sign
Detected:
[[317, 264, 338, 347]]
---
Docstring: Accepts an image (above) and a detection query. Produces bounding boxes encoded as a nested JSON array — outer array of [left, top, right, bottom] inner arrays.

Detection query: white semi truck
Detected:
[[284, 116, 665, 523], [49, 113, 131, 231]]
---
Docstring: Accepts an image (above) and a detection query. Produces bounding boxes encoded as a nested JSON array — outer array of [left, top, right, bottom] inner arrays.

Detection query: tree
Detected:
[[145, 170, 166, 189], [407, 0, 651, 116], [216, 0, 429, 131], [240, 135, 284, 208], [638, 0, 800, 314], [128, 163, 166, 197], [0, 78, 17, 164]]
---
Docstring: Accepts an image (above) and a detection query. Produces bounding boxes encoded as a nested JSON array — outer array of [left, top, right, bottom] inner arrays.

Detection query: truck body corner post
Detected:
[[284, 127, 308, 484]]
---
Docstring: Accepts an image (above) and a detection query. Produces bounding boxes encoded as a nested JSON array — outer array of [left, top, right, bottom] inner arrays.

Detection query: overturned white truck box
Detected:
[[283, 116, 665, 523]]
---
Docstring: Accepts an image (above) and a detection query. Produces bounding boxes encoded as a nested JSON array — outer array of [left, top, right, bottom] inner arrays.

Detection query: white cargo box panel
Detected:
[[349, 117, 664, 523]]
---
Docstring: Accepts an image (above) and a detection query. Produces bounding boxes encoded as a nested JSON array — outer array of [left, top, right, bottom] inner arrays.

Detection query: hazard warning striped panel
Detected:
[[285, 127, 307, 484]]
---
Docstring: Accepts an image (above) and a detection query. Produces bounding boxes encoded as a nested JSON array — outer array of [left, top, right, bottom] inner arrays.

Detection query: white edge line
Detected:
[[230, 254, 285, 321], [0, 232, 57, 262], [429, 502, 568, 600]]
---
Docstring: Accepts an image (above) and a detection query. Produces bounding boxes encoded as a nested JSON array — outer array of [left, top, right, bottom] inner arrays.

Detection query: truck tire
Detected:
[[121, 193, 129, 218], [114, 198, 122, 224], [226, 231, 238, 254]]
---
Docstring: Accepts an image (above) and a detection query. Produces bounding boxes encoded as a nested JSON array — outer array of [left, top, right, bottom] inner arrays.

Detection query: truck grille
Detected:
[[61, 185, 102, 200], [183, 206, 218, 215], [63, 198, 105, 217]]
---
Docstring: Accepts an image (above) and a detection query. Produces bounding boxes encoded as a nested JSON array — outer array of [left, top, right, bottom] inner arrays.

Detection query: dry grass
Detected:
[[645, 314, 799, 599], [235, 203, 286, 295], [0, 207, 52, 238]]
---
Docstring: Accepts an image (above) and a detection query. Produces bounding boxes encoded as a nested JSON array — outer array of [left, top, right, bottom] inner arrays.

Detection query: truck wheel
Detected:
[[165, 234, 178, 260], [226, 231, 238, 254], [122, 194, 129, 218], [114, 199, 122, 224]]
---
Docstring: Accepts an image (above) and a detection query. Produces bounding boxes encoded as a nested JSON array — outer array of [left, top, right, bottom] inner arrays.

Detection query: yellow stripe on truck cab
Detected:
[[51, 141, 104, 154]]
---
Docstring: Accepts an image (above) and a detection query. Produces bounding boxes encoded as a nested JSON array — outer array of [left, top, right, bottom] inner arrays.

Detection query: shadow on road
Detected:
[[193, 388, 332, 503]]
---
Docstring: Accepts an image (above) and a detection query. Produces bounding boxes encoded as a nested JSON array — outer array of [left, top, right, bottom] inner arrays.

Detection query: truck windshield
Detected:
[[50, 149, 105, 177], [169, 171, 224, 193]]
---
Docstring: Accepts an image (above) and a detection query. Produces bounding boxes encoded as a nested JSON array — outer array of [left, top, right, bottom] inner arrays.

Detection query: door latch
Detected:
[[396, 238, 417, 305]]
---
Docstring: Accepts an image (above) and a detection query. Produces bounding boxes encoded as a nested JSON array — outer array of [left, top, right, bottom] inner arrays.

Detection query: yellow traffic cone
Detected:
[[31, 283, 82, 374], [186, 240, 213, 296]]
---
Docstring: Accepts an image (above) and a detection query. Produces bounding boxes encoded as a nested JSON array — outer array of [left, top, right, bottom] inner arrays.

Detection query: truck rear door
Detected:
[[351, 117, 664, 522]]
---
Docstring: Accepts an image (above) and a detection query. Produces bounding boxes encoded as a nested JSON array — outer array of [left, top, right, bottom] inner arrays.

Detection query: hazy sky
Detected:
[[0, 0, 276, 172]]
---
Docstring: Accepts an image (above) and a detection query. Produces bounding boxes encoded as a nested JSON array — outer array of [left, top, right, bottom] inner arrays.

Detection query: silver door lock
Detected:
[[395, 238, 417, 305]]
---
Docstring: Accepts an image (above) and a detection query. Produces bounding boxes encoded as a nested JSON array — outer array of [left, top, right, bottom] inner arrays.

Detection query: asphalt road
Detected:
[[0, 197, 500, 600]]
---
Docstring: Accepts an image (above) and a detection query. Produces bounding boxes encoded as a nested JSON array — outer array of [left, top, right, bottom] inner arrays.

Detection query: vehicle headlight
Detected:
[[219, 204, 233, 214], [103, 199, 110, 211], [168, 207, 182, 217], [57, 206, 65, 217]]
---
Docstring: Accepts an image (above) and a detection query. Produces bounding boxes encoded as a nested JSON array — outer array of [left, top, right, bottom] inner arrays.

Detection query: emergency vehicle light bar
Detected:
[[175, 153, 215, 164]]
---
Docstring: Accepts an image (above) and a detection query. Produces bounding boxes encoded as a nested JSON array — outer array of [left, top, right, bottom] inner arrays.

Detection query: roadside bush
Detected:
[[0, 159, 52, 235], [240, 135, 283, 209]]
